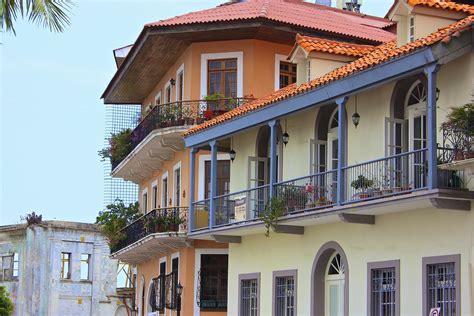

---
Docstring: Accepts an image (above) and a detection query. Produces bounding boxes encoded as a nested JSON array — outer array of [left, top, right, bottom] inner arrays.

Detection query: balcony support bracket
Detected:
[[273, 225, 304, 235], [211, 235, 242, 244], [430, 198, 471, 211], [339, 213, 375, 225]]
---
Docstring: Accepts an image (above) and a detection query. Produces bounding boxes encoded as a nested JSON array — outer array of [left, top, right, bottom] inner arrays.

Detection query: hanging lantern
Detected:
[[229, 149, 236, 162], [282, 132, 289, 146], [352, 95, 360, 128]]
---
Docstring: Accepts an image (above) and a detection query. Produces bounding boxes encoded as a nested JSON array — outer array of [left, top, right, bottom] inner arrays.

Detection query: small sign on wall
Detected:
[[234, 196, 247, 221], [429, 308, 441, 316]]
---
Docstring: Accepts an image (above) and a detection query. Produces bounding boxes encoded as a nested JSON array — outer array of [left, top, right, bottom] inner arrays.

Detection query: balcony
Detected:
[[110, 207, 188, 263], [190, 148, 473, 236], [112, 98, 252, 182]]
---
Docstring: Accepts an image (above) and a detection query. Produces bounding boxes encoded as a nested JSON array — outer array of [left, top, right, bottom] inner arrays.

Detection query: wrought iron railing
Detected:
[[190, 149, 469, 232], [111, 207, 187, 253], [164, 271, 178, 310], [439, 125, 473, 163], [196, 269, 228, 310], [112, 98, 253, 169], [152, 275, 164, 312]]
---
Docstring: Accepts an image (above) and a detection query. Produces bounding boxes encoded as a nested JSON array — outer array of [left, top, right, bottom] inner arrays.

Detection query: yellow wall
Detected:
[[227, 206, 474, 315], [137, 240, 228, 316]]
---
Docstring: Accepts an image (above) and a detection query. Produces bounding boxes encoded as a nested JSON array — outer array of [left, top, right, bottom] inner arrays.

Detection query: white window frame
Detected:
[[274, 54, 288, 91], [142, 187, 149, 213], [193, 248, 229, 316], [151, 180, 158, 210], [164, 81, 172, 104], [173, 162, 182, 207], [408, 15, 415, 43], [80, 253, 91, 281], [176, 63, 185, 102], [200, 52, 243, 98], [198, 154, 230, 201], [169, 252, 180, 316], [161, 172, 169, 208]]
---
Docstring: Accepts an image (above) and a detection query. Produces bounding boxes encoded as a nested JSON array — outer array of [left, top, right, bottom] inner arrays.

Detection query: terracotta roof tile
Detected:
[[184, 15, 474, 137], [408, 0, 474, 14], [146, 0, 395, 43], [292, 34, 376, 57]]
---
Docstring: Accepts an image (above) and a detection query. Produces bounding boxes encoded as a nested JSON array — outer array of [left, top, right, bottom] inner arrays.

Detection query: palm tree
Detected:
[[1, 0, 73, 35]]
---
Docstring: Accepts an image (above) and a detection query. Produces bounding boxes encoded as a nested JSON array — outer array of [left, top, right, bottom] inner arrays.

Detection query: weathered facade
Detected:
[[0, 221, 119, 316]]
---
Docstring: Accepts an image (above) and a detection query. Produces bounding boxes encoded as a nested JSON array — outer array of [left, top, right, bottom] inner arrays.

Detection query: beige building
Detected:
[[183, 1, 474, 315]]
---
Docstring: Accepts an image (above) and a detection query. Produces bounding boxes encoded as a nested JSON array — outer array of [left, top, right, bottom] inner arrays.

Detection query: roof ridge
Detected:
[[184, 15, 474, 136]]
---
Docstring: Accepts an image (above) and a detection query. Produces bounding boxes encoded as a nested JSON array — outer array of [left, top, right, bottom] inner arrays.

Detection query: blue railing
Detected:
[[190, 148, 467, 232]]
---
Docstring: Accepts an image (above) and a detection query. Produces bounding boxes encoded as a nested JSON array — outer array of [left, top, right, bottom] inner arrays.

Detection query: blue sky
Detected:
[[0, 0, 393, 225]]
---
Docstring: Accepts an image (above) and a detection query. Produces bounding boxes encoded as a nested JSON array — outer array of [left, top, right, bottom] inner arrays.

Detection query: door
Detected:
[[384, 117, 408, 190], [248, 157, 269, 217], [326, 132, 338, 202], [408, 106, 427, 189], [325, 253, 345, 316]]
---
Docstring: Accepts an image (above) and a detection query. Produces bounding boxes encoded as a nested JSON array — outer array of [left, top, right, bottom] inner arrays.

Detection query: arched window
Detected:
[[406, 80, 426, 107]]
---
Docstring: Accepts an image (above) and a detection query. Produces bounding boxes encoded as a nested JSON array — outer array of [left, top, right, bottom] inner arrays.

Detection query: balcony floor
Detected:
[[189, 188, 473, 240]]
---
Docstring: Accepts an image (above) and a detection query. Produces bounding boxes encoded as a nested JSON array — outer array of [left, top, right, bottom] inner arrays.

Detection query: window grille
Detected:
[[427, 262, 456, 316], [371, 267, 396, 316], [241, 278, 259, 316], [197, 254, 228, 310], [275, 276, 295, 316]]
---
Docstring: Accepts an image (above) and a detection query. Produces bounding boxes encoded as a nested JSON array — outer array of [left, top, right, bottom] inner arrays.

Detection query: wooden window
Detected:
[[0, 253, 18, 281], [80, 254, 91, 281], [208, 59, 237, 98], [177, 71, 184, 101], [162, 176, 168, 208], [279, 61, 297, 89], [61, 252, 71, 279], [174, 167, 181, 207], [165, 84, 172, 103], [199, 254, 228, 310], [152, 185, 158, 209], [142, 192, 148, 213], [205, 160, 230, 199]]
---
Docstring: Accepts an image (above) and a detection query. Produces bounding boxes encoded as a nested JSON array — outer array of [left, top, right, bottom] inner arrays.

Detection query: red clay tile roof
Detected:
[[408, 0, 474, 14], [146, 0, 395, 43], [290, 34, 376, 58], [184, 15, 474, 137]]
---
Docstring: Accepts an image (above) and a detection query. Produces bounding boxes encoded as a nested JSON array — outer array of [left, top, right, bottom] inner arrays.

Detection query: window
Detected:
[[61, 252, 71, 279], [174, 167, 181, 207], [368, 260, 400, 316], [279, 61, 297, 89], [142, 191, 148, 213], [152, 184, 158, 209], [199, 254, 228, 310], [204, 160, 230, 199], [0, 253, 19, 281], [172, 256, 179, 274], [409, 16, 415, 42], [162, 175, 168, 208], [177, 69, 184, 102], [239, 273, 260, 316], [208, 59, 237, 98], [273, 270, 297, 316], [165, 84, 172, 103], [423, 255, 460, 316], [155, 91, 162, 106], [159, 260, 166, 312], [80, 254, 91, 280]]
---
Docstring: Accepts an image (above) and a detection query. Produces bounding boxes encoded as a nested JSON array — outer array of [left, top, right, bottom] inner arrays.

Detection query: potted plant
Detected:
[[351, 175, 374, 199], [441, 103, 474, 160], [259, 197, 286, 237], [98, 129, 133, 169]]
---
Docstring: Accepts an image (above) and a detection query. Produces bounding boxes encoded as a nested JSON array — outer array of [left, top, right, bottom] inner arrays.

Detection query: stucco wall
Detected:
[[227, 206, 474, 315]]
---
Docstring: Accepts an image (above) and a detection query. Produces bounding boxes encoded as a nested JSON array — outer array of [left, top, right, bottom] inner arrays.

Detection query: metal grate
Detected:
[[427, 262, 456, 316], [371, 267, 396, 316], [275, 276, 295, 316], [241, 279, 259, 316]]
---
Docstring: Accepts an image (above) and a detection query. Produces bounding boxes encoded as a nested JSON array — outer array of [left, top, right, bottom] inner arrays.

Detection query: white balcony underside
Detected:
[[112, 126, 189, 183], [189, 189, 473, 240], [110, 232, 190, 264]]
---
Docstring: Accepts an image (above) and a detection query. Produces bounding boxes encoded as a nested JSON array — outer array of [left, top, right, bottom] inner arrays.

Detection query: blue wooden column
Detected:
[[425, 64, 440, 190], [268, 120, 278, 199], [188, 147, 197, 233], [336, 97, 348, 205], [209, 140, 218, 228]]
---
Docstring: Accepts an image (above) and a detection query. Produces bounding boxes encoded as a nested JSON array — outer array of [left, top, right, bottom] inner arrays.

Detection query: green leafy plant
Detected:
[[21, 211, 42, 226], [0, 286, 14, 316], [259, 197, 286, 237], [442, 103, 474, 136], [98, 129, 132, 167], [350, 175, 374, 193], [95, 200, 141, 248]]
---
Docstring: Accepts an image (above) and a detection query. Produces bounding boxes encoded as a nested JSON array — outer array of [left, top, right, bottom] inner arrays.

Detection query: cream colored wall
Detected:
[[227, 207, 474, 315], [394, 14, 409, 46], [414, 13, 458, 41], [227, 52, 473, 193], [309, 56, 350, 80]]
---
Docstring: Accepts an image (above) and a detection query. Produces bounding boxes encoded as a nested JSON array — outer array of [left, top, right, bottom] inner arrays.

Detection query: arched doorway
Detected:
[[311, 242, 349, 316]]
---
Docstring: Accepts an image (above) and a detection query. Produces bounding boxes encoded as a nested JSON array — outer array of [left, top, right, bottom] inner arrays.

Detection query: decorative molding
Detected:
[[339, 213, 375, 224], [211, 235, 242, 243]]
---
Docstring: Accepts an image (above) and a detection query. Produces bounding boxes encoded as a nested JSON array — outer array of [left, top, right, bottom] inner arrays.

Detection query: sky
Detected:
[[0, 0, 394, 225]]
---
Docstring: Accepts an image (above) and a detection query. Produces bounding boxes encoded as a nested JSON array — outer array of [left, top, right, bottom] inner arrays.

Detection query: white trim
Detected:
[[161, 172, 169, 208], [139, 275, 146, 316], [274, 54, 287, 91], [146, 279, 155, 314], [155, 90, 162, 106], [176, 63, 185, 102], [170, 251, 180, 316], [173, 161, 182, 207], [151, 180, 158, 210], [142, 187, 149, 213], [198, 154, 230, 200], [200, 51, 243, 98], [164, 81, 172, 103], [193, 248, 229, 316]]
